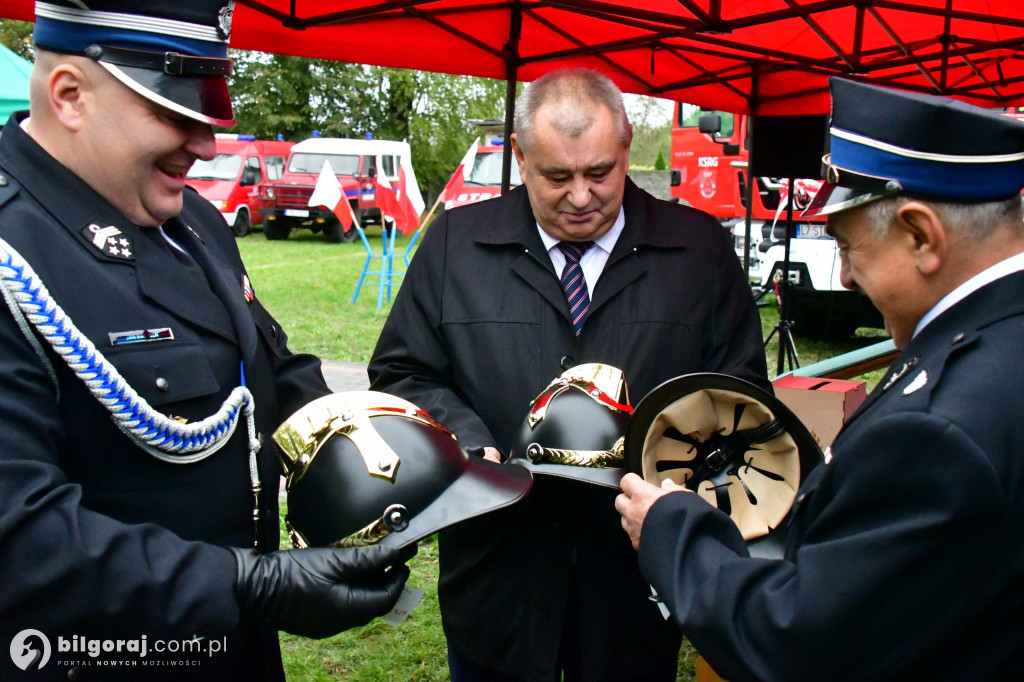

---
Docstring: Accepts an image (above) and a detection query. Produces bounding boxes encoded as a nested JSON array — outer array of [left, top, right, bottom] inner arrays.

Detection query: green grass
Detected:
[[239, 230, 890, 680], [238, 226, 415, 364], [277, 526, 448, 681]]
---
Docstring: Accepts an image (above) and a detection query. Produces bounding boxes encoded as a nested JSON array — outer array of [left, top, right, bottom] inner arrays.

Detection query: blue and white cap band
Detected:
[[804, 78, 1024, 217], [32, 1, 235, 126], [830, 126, 1024, 201], [34, 1, 229, 58]]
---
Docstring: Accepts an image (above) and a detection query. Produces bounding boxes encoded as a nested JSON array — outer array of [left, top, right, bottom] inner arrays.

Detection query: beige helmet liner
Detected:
[[641, 388, 800, 540]]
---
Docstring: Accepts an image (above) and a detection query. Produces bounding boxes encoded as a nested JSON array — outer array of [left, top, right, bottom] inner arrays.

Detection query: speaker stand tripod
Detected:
[[762, 177, 801, 375]]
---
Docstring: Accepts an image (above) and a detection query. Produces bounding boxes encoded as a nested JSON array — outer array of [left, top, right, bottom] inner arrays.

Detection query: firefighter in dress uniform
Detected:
[[616, 78, 1024, 681], [0, 3, 414, 680]]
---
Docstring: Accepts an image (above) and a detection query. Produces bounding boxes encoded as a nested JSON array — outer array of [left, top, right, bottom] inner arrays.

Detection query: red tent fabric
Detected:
[[2, 1, 1023, 113]]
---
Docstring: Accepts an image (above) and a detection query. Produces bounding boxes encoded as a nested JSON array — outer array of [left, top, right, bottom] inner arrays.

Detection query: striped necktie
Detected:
[[557, 241, 594, 336]]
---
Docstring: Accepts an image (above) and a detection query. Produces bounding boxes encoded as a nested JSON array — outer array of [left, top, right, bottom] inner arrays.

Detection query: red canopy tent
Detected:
[[1, 1, 1022, 115], [2, 1, 1023, 185]]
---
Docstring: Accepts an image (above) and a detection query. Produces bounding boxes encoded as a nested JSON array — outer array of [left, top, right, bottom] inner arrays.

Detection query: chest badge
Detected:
[[109, 328, 174, 346], [242, 274, 255, 303], [83, 224, 134, 260]]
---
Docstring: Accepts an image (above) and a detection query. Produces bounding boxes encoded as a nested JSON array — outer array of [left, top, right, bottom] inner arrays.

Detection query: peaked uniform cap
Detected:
[[804, 77, 1024, 217], [33, 0, 236, 126]]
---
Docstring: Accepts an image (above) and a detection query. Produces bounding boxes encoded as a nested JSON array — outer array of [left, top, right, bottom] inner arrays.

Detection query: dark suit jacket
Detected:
[[0, 114, 330, 681], [639, 269, 1024, 682], [369, 180, 769, 680]]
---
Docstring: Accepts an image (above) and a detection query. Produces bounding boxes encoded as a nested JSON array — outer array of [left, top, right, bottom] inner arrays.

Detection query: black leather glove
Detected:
[[231, 544, 415, 639]]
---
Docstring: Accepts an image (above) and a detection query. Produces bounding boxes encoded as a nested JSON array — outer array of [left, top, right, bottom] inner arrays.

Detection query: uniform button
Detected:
[[560, 355, 574, 370], [0, 175, 7, 187], [67, 667, 81, 681], [155, 377, 170, 391], [270, 324, 277, 337], [952, 332, 965, 344]]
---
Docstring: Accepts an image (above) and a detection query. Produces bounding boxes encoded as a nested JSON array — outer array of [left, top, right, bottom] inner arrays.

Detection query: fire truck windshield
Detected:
[[468, 149, 522, 186], [288, 153, 361, 176], [187, 153, 243, 181]]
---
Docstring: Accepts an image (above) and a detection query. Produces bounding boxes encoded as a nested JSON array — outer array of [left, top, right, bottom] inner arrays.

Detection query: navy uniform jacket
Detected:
[[0, 114, 330, 681], [639, 269, 1024, 681], [368, 180, 769, 681]]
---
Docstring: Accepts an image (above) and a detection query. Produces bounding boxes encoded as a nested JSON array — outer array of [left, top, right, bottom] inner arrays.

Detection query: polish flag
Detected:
[[308, 160, 357, 232], [397, 163, 421, 232], [375, 157, 422, 234], [441, 137, 479, 202], [374, 157, 403, 230]]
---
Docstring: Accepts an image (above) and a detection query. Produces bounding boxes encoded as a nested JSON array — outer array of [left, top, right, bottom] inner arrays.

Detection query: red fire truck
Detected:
[[443, 142, 522, 209], [443, 119, 522, 209], [669, 106, 883, 340], [186, 135, 293, 237]]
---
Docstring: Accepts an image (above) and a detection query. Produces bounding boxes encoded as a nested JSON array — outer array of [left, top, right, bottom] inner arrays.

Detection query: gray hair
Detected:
[[864, 194, 1024, 240], [514, 68, 629, 153]]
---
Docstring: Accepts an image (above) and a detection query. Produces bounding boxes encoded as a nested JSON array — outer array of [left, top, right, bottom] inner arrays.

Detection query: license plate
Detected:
[[284, 209, 309, 218], [798, 223, 826, 238]]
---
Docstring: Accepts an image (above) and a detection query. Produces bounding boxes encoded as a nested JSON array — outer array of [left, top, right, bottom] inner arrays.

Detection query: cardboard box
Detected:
[[771, 375, 867, 450], [696, 656, 730, 682]]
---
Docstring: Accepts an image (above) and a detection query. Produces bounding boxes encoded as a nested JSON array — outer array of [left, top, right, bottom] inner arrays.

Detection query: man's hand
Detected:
[[231, 543, 416, 639], [482, 446, 503, 463], [615, 473, 689, 551]]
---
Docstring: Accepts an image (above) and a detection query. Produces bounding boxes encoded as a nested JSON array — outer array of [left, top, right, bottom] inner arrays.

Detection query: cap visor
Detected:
[[512, 459, 625, 489], [379, 456, 533, 549], [801, 182, 880, 218], [101, 62, 235, 127]]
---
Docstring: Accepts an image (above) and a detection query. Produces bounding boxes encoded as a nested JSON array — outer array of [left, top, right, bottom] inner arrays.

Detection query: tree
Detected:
[[227, 49, 508, 202], [624, 94, 672, 169], [0, 19, 33, 60], [653, 149, 668, 170]]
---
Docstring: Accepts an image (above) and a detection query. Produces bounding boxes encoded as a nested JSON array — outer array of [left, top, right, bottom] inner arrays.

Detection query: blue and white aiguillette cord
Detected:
[[0, 236, 263, 548]]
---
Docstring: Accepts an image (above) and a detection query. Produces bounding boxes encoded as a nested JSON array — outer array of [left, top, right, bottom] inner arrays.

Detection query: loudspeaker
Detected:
[[748, 114, 829, 179]]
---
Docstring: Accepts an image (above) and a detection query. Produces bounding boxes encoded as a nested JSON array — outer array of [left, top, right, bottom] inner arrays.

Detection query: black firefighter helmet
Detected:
[[624, 373, 823, 558], [274, 391, 533, 549], [509, 363, 632, 489]]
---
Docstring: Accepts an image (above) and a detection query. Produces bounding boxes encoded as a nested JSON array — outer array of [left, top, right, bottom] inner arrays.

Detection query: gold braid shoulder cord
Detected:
[[0, 236, 263, 548]]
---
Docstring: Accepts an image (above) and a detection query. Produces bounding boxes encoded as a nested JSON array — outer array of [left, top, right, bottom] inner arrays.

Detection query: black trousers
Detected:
[[446, 569, 677, 682]]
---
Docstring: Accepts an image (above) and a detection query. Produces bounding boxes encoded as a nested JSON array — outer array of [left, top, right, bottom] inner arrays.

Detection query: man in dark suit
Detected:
[[0, 3, 412, 680], [369, 68, 769, 681], [617, 77, 1024, 681]]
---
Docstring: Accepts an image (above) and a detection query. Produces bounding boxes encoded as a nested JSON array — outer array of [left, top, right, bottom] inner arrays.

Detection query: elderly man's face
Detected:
[[512, 101, 631, 242], [827, 205, 927, 348], [75, 63, 216, 227]]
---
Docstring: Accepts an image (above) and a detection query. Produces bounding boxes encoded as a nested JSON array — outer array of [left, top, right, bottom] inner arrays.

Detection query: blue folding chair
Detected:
[[401, 227, 423, 268], [352, 220, 423, 308], [381, 224, 420, 294], [351, 222, 394, 308]]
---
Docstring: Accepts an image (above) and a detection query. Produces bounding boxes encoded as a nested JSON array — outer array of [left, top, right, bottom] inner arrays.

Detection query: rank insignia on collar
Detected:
[[242, 274, 255, 303], [881, 357, 917, 392], [902, 370, 929, 395], [83, 224, 134, 260]]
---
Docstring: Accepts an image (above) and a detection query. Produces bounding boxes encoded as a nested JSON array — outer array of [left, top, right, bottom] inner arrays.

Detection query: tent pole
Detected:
[[743, 80, 757, 279], [501, 4, 522, 193]]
